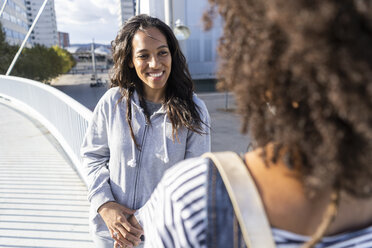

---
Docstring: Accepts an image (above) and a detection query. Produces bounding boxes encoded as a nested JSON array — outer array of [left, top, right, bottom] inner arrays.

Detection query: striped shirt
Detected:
[[135, 157, 372, 248]]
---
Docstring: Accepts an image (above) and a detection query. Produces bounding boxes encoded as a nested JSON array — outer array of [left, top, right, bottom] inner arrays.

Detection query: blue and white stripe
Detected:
[[136, 157, 372, 248], [136, 157, 208, 248]]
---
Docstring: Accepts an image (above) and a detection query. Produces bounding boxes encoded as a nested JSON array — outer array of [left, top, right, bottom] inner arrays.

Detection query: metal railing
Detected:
[[0, 75, 92, 185]]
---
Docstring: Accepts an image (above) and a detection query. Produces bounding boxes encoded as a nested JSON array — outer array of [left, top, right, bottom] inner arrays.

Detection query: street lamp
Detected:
[[173, 19, 190, 40], [164, 0, 190, 41]]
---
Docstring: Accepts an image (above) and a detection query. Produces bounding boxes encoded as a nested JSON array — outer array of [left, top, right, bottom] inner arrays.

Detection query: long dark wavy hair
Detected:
[[110, 14, 206, 147], [205, 0, 372, 197]]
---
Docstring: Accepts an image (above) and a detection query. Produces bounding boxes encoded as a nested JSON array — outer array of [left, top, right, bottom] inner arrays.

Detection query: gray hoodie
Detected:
[[81, 87, 211, 239]]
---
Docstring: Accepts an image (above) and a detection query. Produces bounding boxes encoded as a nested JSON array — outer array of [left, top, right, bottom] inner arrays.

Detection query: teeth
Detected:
[[149, 72, 163, 77]]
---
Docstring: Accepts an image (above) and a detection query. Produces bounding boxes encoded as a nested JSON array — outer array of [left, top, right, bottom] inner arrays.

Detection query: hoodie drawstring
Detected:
[[127, 137, 137, 167], [127, 101, 137, 167], [163, 114, 169, 163]]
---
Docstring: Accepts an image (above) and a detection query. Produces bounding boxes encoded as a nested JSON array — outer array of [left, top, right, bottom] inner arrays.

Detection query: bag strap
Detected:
[[203, 152, 276, 248]]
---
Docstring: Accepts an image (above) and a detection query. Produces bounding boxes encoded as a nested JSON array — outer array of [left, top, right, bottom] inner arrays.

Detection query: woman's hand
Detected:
[[114, 215, 143, 248], [98, 201, 143, 247]]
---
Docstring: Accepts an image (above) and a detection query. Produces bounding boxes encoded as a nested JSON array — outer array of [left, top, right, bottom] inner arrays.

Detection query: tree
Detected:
[[0, 22, 18, 74], [12, 45, 60, 81], [0, 22, 76, 82], [52, 45, 76, 74]]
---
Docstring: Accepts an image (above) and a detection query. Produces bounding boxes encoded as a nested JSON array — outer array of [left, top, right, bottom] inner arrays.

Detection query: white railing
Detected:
[[0, 75, 92, 186]]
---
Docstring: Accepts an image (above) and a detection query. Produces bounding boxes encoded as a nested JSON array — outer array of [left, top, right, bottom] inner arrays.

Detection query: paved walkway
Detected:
[[0, 102, 93, 248]]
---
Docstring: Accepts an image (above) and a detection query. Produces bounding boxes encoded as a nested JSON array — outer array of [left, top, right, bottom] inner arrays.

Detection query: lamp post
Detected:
[[164, 0, 173, 28], [91, 39, 97, 83], [135, 0, 140, 15]]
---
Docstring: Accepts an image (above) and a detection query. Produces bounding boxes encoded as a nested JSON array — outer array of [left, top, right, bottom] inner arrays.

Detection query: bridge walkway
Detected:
[[0, 102, 93, 248]]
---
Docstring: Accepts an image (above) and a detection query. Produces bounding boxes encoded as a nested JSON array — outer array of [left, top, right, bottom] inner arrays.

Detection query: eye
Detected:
[[137, 54, 149, 59], [159, 50, 169, 56]]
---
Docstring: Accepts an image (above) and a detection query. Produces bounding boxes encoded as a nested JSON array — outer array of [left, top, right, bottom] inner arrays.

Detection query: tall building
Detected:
[[58, 31, 69, 48], [25, 0, 58, 47], [120, 0, 136, 26], [0, 0, 29, 46]]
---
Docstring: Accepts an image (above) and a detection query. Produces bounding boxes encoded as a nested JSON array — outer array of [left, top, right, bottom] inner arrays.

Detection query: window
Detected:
[[187, 39, 200, 62], [10, 15, 16, 23], [204, 39, 213, 62], [2, 12, 10, 21], [4, 28, 13, 38], [8, 0, 15, 9]]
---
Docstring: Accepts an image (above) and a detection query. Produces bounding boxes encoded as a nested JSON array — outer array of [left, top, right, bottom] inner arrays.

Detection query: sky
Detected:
[[54, 0, 121, 45]]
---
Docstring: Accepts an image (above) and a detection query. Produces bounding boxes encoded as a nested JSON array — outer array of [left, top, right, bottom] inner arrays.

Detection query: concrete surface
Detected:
[[0, 102, 93, 248]]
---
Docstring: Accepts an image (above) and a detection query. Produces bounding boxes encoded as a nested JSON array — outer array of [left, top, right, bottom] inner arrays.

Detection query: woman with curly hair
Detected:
[[134, 0, 372, 247], [81, 14, 210, 248]]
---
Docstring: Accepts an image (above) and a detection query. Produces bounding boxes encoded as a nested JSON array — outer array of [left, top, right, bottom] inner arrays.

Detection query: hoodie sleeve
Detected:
[[185, 97, 211, 158], [81, 98, 115, 213]]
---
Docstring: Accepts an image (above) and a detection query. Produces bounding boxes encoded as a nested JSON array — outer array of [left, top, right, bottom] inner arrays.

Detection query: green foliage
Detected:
[[11, 45, 60, 81], [0, 22, 76, 82], [0, 22, 5, 45], [52, 45, 76, 74], [0, 22, 17, 74]]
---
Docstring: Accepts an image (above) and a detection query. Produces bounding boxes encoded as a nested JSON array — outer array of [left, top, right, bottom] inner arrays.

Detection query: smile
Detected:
[[148, 71, 163, 77]]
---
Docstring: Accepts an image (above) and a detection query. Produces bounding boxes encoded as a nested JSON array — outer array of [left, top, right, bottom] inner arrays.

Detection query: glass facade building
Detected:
[[0, 0, 29, 45], [25, 0, 58, 47], [120, 0, 136, 26]]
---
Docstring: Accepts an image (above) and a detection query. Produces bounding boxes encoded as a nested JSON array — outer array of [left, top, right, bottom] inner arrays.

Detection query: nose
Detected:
[[149, 55, 160, 68]]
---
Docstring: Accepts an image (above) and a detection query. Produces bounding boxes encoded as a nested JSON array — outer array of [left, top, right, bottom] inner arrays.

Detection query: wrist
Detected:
[[97, 201, 116, 213]]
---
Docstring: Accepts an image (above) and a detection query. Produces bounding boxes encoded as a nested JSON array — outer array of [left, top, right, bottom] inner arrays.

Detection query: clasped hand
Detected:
[[98, 201, 143, 248]]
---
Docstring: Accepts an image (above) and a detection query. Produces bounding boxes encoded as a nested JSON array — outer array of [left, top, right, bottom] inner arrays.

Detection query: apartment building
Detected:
[[120, 0, 136, 26], [25, 0, 58, 47], [58, 31, 69, 48], [0, 0, 29, 45]]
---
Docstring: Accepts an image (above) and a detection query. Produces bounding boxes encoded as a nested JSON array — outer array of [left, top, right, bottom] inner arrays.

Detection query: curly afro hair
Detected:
[[205, 0, 372, 197]]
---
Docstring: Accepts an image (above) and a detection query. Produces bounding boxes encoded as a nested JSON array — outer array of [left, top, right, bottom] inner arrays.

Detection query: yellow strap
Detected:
[[203, 152, 276, 248]]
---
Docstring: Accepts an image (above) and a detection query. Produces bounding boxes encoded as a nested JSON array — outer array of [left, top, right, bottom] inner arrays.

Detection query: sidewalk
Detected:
[[51, 73, 251, 154], [0, 102, 93, 248]]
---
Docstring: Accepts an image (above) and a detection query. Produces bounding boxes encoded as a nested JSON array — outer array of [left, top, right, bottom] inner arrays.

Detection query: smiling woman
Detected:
[[129, 27, 172, 102], [80, 14, 211, 248]]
